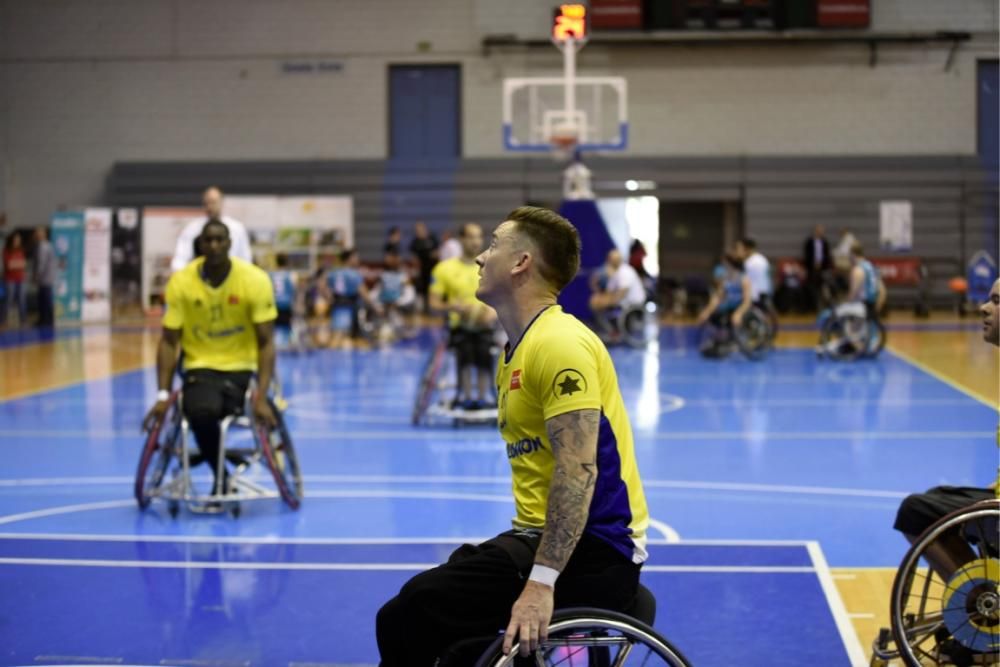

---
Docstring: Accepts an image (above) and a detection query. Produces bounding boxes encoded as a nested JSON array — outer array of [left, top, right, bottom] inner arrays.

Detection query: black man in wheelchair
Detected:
[[376, 207, 650, 666], [142, 218, 278, 505], [695, 252, 752, 358]]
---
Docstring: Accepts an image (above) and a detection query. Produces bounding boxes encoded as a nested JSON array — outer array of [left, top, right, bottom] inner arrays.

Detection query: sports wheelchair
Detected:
[[437, 583, 692, 666], [134, 380, 303, 517], [817, 302, 886, 361], [593, 302, 656, 349], [411, 330, 498, 427], [698, 304, 775, 361], [871, 499, 999, 667]]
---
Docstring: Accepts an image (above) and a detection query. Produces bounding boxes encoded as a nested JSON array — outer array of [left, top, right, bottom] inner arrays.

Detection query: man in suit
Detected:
[[803, 224, 832, 311]]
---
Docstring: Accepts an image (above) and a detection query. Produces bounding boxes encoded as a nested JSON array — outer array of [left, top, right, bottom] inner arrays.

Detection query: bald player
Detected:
[[171, 186, 253, 272]]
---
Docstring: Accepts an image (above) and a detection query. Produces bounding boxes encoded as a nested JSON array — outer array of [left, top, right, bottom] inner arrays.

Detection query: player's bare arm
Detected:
[[504, 408, 599, 657]]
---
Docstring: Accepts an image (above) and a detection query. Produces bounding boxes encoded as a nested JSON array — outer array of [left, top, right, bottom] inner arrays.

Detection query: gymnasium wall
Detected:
[[1, 0, 997, 242]]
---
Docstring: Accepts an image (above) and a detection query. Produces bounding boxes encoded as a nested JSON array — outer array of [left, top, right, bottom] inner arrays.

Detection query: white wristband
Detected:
[[528, 564, 559, 588], [156, 389, 170, 402]]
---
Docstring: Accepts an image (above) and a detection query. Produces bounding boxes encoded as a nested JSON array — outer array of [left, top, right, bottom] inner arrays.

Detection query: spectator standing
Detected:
[[384, 226, 403, 256], [409, 221, 439, 313], [34, 226, 56, 328], [2, 233, 28, 327], [803, 224, 832, 311], [439, 229, 462, 262]]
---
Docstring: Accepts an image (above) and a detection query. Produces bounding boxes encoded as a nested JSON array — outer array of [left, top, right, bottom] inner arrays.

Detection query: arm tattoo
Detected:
[[536, 409, 600, 572]]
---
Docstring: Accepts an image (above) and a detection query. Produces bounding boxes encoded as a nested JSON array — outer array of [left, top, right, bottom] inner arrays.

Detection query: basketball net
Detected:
[[550, 123, 579, 163]]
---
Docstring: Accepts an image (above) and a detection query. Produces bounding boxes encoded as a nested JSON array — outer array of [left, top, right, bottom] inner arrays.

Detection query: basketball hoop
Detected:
[[550, 125, 579, 162]]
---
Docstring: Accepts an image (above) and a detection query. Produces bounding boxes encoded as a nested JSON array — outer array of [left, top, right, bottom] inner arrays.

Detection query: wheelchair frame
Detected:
[[818, 303, 886, 361], [699, 303, 776, 361], [594, 303, 654, 349], [871, 499, 999, 667], [135, 381, 303, 517], [411, 331, 498, 427]]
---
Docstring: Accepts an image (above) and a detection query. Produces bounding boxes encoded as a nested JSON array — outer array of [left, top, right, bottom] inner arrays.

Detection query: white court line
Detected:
[[0, 474, 915, 500], [0, 556, 817, 574], [0, 532, 815, 547], [647, 517, 681, 543], [0, 428, 992, 440], [0, 500, 135, 526], [806, 541, 868, 667]]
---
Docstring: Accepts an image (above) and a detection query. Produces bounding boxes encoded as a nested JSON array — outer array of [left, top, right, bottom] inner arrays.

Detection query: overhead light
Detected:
[[625, 180, 638, 191]]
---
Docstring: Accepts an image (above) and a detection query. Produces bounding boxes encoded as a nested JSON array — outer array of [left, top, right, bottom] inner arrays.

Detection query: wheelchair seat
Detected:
[[626, 582, 657, 626]]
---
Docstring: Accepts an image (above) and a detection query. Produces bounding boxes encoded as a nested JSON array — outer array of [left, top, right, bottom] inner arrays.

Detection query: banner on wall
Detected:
[[82, 208, 112, 322], [50, 211, 85, 321]]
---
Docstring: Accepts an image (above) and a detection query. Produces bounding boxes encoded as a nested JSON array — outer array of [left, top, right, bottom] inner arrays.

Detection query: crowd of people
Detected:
[[0, 217, 56, 330]]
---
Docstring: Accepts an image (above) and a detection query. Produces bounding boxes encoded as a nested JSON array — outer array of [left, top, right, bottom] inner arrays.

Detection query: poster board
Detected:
[[50, 211, 85, 321], [81, 207, 112, 322]]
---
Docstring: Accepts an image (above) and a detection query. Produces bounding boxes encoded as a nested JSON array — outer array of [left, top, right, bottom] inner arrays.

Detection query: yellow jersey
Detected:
[[495, 306, 649, 564], [429, 257, 489, 329], [163, 257, 277, 372]]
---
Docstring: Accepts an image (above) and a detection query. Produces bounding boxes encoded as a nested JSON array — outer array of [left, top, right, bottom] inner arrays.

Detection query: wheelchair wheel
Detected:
[[475, 608, 693, 667], [412, 336, 449, 425], [863, 319, 887, 358], [621, 307, 649, 348], [256, 397, 303, 510], [735, 307, 773, 361], [819, 314, 867, 361], [134, 391, 181, 509], [890, 500, 999, 667]]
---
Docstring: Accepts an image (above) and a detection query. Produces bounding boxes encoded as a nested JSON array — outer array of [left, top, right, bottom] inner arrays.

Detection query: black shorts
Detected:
[[449, 327, 493, 371], [893, 485, 994, 537], [275, 306, 292, 328]]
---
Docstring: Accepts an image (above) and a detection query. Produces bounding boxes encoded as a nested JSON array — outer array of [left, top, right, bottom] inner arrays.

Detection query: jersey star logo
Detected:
[[552, 369, 587, 399]]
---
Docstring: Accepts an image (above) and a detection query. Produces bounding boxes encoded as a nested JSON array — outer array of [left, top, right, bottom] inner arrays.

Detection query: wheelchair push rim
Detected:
[[475, 608, 693, 667], [735, 307, 774, 360], [890, 500, 1000, 667], [255, 396, 304, 510], [134, 390, 181, 509]]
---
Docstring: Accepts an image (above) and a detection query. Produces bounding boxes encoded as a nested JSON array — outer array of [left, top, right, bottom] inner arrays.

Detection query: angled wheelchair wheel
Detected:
[[256, 398, 303, 510], [890, 499, 999, 667], [863, 319, 887, 358], [475, 608, 693, 667], [135, 391, 181, 509], [819, 314, 867, 361], [621, 307, 649, 348], [412, 335, 449, 425], [735, 307, 773, 361]]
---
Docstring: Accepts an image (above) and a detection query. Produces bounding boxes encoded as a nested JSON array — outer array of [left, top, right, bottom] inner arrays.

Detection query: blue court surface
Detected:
[[1, 327, 996, 666]]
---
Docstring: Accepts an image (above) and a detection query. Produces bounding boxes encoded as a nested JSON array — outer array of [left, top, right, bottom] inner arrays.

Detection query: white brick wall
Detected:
[[0, 0, 996, 225]]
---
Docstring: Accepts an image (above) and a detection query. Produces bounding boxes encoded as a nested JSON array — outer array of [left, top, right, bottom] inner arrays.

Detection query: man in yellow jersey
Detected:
[[893, 278, 998, 580], [143, 219, 278, 497], [377, 207, 648, 665], [428, 223, 497, 409]]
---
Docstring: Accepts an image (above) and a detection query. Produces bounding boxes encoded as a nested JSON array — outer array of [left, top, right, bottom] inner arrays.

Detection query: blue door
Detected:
[[389, 65, 461, 158], [978, 60, 998, 161]]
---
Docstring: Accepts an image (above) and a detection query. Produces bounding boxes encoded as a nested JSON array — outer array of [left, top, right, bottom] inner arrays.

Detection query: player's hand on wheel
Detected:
[[503, 580, 554, 657], [142, 400, 170, 433], [253, 396, 277, 429]]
